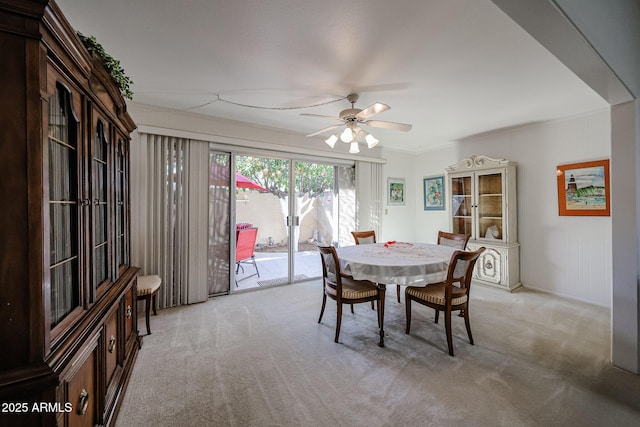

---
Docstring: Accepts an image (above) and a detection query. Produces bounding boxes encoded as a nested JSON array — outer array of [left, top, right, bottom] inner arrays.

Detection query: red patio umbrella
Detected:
[[210, 164, 268, 192], [235, 172, 268, 192]]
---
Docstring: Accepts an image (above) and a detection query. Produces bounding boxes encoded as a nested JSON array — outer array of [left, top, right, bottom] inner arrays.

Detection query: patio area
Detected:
[[234, 248, 323, 291]]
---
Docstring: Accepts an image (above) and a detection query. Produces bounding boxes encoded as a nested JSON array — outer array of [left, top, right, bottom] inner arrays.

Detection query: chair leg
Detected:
[[396, 285, 401, 303], [405, 295, 411, 334], [445, 308, 454, 356], [335, 303, 343, 343], [350, 304, 354, 314], [318, 293, 327, 323], [378, 291, 386, 347], [463, 307, 474, 345], [434, 309, 440, 324], [251, 255, 260, 277], [371, 301, 374, 310]]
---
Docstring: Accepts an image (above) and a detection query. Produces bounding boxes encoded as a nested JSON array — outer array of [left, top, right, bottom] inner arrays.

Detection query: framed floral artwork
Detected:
[[387, 177, 406, 206], [423, 175, 445, 210], [556, 159, 610, 216]]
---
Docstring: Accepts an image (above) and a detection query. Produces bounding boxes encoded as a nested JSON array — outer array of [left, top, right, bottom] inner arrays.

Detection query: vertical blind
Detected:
[[355, 160, 382, 238], [140, 134, 209, 308]]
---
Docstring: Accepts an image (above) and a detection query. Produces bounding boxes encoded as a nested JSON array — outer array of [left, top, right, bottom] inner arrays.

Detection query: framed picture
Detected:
[[423, 175, 445, 210], [556, 159, 610, 216], [387, 177, 406, 206]]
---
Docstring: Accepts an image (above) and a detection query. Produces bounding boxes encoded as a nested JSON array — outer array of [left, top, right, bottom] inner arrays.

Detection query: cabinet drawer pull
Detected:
[[109, 335, 116, 353], [126, 305, 132, 319], [78, 388, 89, 415]]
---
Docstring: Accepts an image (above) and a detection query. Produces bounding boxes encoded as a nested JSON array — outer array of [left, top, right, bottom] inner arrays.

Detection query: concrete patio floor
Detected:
[[233, 249, 322, 291]]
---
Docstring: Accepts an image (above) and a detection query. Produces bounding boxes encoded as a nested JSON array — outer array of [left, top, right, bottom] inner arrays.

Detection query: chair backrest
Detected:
[[444, 247, 485, 295], [437, 231, 471, 250], [351, 230, 376, 245], [317, 245, 342, 292], [236, 227, 258, 262]]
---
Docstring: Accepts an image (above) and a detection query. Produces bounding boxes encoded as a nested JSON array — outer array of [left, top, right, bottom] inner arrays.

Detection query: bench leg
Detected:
[[152, 291, 158, 315], [144, 294, 152, 335]]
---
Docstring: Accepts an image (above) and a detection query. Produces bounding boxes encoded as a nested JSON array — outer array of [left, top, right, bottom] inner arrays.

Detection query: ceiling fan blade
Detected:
[[300, 113, 343, 121], [364, 120, 412, 132], [306, 124, 344, 137], [356, 103, 390, 120]]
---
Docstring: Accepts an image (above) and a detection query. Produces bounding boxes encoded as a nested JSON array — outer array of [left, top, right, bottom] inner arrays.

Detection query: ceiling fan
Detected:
[[302, 94, 412, 153]]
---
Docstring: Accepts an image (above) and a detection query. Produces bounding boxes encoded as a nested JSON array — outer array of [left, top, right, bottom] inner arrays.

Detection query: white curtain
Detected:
[[140, 133, 209, 308], [355, 160, 382, 237]]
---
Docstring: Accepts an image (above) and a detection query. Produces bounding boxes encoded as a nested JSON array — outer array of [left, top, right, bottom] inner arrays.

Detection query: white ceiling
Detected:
[[56, 0, 608, 153]]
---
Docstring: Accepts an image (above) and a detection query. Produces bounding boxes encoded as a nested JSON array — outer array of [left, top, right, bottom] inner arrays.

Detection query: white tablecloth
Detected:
[[336, 242, 456, 286]]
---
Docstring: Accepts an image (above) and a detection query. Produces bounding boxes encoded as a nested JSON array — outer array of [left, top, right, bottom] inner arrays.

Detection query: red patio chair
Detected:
[[236, 226, 260, 285]]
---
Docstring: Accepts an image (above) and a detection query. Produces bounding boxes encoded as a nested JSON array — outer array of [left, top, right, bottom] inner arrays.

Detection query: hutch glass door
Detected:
[[476, 171, 504, 241], [48, 84, 80, 329], [450, 175, 473, 236]]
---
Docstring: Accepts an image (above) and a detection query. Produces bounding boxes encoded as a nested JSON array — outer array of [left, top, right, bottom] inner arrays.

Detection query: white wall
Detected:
[[412, 147, 461, 244], [378, 149, 417, 243], [407, 109, 612, 306], [494, 0, 639, 374], [236, 192, 327, 246], [555, 0, 640, 376]]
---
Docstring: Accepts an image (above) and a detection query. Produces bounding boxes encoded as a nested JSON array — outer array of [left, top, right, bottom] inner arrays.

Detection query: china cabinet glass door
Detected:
[[476, 171, 504, 241], [92, 118, 111, 297], [115, 136, 129, 276], [450, 175, 473, 236], [48, 84, 81, 329]]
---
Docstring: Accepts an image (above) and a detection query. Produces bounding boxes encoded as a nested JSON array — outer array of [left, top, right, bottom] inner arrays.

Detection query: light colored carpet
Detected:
[[116, 281, 640, 427]]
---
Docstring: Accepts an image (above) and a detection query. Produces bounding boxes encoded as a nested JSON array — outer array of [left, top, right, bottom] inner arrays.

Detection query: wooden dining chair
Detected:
[[405, 247, 485, 356], [437, 230, 471, 250], [317, 245, 383, 344], [351, 230, 376, 245]]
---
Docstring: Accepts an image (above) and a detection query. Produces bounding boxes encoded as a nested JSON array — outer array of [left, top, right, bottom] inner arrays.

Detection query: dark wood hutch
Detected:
[[0, 0, 140, 425]]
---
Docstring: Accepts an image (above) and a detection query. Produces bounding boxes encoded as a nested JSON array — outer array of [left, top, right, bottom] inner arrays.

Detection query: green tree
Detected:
[[236, 157, 334, 249], [235, 157, 333, 198]]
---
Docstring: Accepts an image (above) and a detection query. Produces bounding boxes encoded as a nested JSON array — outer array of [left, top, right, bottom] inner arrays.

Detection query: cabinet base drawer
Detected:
[[468, 242, 521, 292]]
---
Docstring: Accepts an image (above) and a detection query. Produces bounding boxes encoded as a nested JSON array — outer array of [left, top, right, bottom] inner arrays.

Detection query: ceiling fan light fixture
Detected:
[[325, 134, 338, 148], [365, 133, 379, 148], [303, 93, 412, 154], [340, 127, 353, 143]]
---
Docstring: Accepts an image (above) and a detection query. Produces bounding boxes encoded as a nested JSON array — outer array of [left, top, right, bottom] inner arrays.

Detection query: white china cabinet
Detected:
[[446, 155, 521, 291]]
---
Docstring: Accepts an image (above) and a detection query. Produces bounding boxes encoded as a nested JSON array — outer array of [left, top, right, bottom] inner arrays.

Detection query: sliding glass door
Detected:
[[234, 155, 290, 288], [208, 148, 355, 294], [292, 161, 356, 280]]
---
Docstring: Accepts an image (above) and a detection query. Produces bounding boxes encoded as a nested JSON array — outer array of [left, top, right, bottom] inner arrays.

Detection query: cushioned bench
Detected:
[[137, 275, 162, 335]]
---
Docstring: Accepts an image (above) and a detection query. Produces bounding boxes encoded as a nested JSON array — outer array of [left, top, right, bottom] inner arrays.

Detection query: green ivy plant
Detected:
[[77, 32, 134, 100]]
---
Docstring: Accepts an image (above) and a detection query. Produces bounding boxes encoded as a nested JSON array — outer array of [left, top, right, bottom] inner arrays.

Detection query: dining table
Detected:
[[335, 241, 457, 347]]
